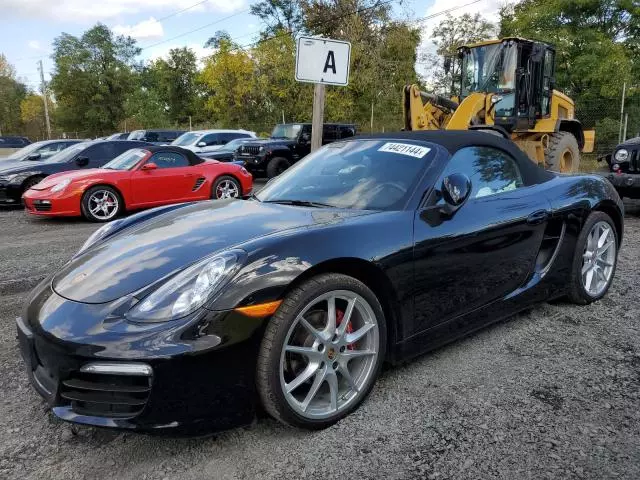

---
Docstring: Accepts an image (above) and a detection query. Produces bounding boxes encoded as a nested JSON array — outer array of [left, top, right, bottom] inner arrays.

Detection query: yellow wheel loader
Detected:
[[403, 38, 595, 172]]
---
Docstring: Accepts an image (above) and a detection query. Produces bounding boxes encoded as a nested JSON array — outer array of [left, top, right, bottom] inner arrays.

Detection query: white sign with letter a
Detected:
[[295, 36, 351, 86]]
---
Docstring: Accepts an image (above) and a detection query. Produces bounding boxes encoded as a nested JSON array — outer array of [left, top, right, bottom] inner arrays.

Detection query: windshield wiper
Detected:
[[263, 199, 336, 208]]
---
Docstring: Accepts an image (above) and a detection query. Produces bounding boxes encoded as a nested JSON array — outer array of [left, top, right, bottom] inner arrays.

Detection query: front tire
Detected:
[[212, 175, 241, 199], [257, 274, 387, 429], [81, 186, 123, 222], [545, 132, 580, 173], [266, 157, 290, 179], [568, 211, 618, 304]]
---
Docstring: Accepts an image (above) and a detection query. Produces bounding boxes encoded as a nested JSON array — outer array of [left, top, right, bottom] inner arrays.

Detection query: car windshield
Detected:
[[43, 143, 88, 163], [271, 124, 302, 140], [256, 139, 434, 210], [103, 149, 148, 170], [5, 142, 44, 160], [172, 132, 202, 146], [128, 130, 145, 140]]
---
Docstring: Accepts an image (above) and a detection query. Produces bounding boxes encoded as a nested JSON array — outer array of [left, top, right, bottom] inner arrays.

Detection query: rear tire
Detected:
[[257, 273, 386, 430], [266, 157, 290, 179], [567, 211, 618, 304], [81, 186, 123, 222], [545, 132, 580, 173]]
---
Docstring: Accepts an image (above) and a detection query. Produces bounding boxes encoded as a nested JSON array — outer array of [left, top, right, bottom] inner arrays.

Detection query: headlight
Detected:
[[0, 173, 29, 183], [76, 218, 125, 256], [50, 178, 71, 193], [259, 146, 265, 152], [615, 149, 629, 162], [126, 249, 246, 323]]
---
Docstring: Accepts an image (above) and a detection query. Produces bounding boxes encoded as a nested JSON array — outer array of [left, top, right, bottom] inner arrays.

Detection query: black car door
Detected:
[[410, 146, 551, 336]]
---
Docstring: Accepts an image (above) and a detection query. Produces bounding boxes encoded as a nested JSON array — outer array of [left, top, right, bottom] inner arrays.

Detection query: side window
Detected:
[[149, 152, 189, 169], [82, 143, 115, 160], [322, 125, 338, 142], [340, 126, 355, 139], [158, 131, 179, 142], [222, 133, 248, 143], [200, 133, 221, 146], [112, 142, 139, 157], [441, 146, 524, 199], [144, 132, 159, 142]]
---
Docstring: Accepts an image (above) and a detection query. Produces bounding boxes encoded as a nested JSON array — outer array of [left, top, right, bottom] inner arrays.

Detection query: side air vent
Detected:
[[535, 219, 566, 275], [192, 177, 206, 192]]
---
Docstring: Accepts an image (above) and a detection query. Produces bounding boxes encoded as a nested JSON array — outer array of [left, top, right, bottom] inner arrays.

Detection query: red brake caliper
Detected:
[[335, 309, 354, 350]]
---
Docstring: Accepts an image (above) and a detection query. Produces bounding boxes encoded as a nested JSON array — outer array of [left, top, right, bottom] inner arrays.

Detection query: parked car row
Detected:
[[0, 139, 253, 221]]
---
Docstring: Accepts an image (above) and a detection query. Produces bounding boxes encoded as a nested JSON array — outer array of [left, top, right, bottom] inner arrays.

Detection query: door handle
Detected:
[[527, 210, 549, 225]]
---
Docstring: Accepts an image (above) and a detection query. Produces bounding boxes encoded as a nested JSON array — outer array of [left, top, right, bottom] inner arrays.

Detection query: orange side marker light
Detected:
[[234, 300, 282, 317]]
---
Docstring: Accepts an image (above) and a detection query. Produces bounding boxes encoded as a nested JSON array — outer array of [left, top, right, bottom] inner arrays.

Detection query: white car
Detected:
[[172, 129, 256, 154]]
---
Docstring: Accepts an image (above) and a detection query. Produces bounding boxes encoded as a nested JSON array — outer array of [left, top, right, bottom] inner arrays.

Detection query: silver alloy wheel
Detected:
[[279, 290, 379, 420], [88, 190, 119, 221], [581, 220, 616, 297], [215, 180, 239, 199]]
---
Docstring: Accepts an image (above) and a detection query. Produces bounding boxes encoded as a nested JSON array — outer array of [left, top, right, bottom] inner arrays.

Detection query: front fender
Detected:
[[208, 210, 415, 311]]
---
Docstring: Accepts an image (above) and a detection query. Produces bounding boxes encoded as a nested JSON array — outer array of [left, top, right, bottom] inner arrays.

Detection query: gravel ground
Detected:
[[1, 200, 639, 480]]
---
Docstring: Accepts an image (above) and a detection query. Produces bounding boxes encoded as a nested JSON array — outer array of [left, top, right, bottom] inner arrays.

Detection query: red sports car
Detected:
[[23, 146, 253, 222]]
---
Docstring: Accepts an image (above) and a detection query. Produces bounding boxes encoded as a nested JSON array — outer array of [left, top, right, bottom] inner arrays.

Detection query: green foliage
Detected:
[[250, 0, 305, 37], [146, 48, 199, 124], [50, 24, 140, 135], [0, 55, 27, 135]]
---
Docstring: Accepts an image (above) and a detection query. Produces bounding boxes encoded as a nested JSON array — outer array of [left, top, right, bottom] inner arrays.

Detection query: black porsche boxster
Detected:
[[17, 131, 623, 433]]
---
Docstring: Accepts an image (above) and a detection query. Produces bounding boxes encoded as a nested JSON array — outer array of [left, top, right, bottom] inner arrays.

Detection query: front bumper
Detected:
[[0, 182, 24, 205], [233, 154, 267, 175], [17, 281, 268, 434], [603, 172, 640, 199], [22, 188, 81, 217]]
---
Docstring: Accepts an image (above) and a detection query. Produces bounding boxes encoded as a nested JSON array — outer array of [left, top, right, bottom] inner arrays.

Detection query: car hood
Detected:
[[0, 160, 34, 175], [52, 200, 370, 304], [242, 138, 295, 147], [31, 169, 106, 190], [618, 137, 640, 148]]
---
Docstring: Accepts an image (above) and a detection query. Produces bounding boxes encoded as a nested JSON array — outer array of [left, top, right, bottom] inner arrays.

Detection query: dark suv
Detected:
[[602, 137, 640, 198], [127, 129, 185, 145], [235, 123, 356, 178]]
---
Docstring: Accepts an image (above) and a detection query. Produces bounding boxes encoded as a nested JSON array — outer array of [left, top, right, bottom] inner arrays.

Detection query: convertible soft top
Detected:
[[354, 130, 555, 186], [143, 145, 205, 166]]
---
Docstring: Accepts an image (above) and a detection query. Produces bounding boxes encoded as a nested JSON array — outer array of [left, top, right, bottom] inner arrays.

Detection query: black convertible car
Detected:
[[18, 131, 622, 433]]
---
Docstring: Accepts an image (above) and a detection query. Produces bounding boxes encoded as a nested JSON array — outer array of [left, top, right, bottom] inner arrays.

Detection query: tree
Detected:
[[199, 35, 257, 127], [425, 13, 495, 95], [21, 94, 54, 139], [250, 0, 305, 37], [50, 24, 140, 136], [0, 54, 27, 135], [147, 47, 199, 124]]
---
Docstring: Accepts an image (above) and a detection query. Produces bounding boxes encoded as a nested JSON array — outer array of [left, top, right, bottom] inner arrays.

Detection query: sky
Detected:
[[0, 0, 511, 92]]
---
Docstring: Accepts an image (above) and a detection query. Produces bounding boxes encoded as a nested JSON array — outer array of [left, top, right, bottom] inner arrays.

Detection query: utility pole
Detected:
[[38, 60, 52, 139], [619, 82, 626, 144], [311, 83, 325, 152]]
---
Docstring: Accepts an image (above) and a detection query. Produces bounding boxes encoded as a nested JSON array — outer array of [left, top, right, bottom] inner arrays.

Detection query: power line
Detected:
[[155, 0, 211, 22], [140, 8, 251, 51], [407, 0, 485, 25]]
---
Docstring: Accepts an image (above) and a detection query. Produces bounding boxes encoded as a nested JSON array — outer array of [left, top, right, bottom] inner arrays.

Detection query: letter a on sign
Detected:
[[295, 36, 351, 86], [323, 51, 336, 74]]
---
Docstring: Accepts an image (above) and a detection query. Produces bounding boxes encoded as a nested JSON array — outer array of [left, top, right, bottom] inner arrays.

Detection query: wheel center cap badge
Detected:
[[327, 348, 336, 360]]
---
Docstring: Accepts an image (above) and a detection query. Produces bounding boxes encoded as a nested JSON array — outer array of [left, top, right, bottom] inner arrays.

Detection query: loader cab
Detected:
[[458, 38, 555, 132]]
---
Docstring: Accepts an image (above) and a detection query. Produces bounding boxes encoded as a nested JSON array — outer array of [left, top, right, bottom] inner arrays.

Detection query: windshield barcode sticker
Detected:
[[378, 143, 430, 158]]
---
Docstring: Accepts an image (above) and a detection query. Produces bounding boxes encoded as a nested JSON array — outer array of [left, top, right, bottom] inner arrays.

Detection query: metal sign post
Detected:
[[295, 36, 351, 152]]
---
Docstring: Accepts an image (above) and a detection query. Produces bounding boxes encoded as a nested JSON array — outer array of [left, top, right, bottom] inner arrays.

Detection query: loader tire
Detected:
[[545, 132, 580, 173]]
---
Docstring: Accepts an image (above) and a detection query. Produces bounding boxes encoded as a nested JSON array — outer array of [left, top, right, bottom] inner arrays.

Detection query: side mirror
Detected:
[[141, 162, 157, 171], [75, 156, 89, 167], [441, 173, 471, 210], [26, 153, 41, 161], [300, 133, 311, 143], [197, 141, 207, 147]]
